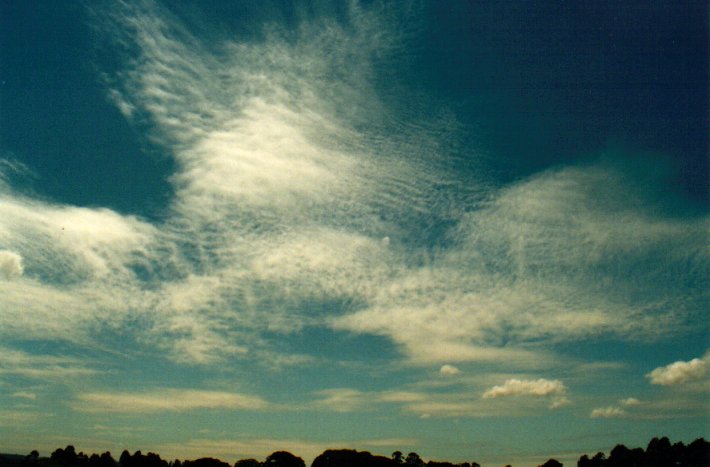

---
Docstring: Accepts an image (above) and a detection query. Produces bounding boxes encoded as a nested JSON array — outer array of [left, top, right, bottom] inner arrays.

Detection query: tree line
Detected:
[[1, 436, 708, 467]]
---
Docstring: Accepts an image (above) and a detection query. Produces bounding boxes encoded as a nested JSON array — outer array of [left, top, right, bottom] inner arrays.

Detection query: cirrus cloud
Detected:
[[74, 389, 268, 413], [590, 406, 627, 419], [0, 250, 23, 279]]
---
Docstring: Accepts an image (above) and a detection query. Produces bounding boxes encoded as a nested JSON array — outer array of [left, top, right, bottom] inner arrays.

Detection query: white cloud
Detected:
[[312, 388, 369, 413], [482, 378, 567, 398], [0, 0, 706, 379], [12, 391, 37, 400], [0, 250, 23, 279], [590, 406, 627, 419], [548, 397, 571, 409], [620, 397, 641, 406], [439, 364, 461, 376], [74, 389, 268, 413], [0, 346, 96, 379], [647, 354, 709, 386], [308, 382, 569, 419], [333, 164, 709, 365]]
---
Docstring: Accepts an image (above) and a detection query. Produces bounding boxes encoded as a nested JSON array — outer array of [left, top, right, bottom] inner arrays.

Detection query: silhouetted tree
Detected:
[[102, 453, 118, 467], [182, 458, 228, 467], [120, 451, 132, 467], [51, 446, 79, 466], [312, 449, 396, 467], [426, 462, 455, 467], [404, 453, 423, 467], [22, 451, 39, 467], [645, 436, 672, 466], [684, 438, 710, 466], [391, 452, 403, 465], [263, 452, 304, 467], [540, 459, 562, 467], [233, 460, 260, 467], [607, 444, 646, 467]]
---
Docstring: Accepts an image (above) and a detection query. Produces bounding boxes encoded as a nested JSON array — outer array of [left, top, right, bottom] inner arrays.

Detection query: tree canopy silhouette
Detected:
[[4, 435, 709, 467], [263, 452, 304, 467], [577, 437, 710, 467]]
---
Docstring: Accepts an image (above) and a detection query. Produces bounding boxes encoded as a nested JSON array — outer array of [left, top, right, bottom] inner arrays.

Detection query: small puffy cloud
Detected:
[[647, 354, 708, 386], [74, 389, 268, 413], [439, 364, 461, 376], [549, 397, 571, 409], [482, 378, 566, 399], [0, 250, 23, 279], [620, 397, 641, 406], [590, 406, 627, 419]]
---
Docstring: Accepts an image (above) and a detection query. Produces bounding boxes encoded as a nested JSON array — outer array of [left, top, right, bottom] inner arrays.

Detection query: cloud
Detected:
[[647, 353, 709, 386], [590, 406, 627, 419], [74, 389, 268, 413], [548, 397, 572, 409], [482, 378, 567, 398], [439, 364, 461, 376], [312, 388, 370, 413], [333, 163, 709, 365], [12, 391, 37, 400], [0, 347, 96, 379], [309, 382, 569, 419], [620, 397, 641, 406], [0, 410, 42, 425], [0, 250, 23, 279], [0, 0, 706, 379]]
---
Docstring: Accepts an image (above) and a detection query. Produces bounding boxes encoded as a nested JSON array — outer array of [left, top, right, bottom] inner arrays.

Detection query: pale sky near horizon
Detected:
[[0, 1, 708, 466]]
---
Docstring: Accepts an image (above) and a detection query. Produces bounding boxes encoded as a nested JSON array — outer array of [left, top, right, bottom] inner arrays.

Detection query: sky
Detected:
[[0, 1, 708, 466]]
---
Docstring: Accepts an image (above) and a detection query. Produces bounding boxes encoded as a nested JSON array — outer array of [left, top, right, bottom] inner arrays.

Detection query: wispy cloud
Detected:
[[12, 391, 37, 400], [590, 406, 627, 419], [0, 250, 23, 279], [439, 364, 460, 376], [74, 389, 268, 413], [0, 410, 42, 425], [309, 380, 571, 419], [619, 397, 641, 407], [311, 388, 371, 413], [0, 347, 96, 379], [0, 0, 707, 380], [333, 163, 709, 364]]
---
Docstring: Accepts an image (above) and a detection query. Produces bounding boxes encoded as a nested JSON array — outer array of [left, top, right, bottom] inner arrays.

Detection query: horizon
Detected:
[[0, 1, 708, 467], [3, 435, 709, 467]]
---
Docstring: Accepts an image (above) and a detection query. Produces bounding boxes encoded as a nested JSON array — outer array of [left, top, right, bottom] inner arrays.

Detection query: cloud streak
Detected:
[[74, 389, 268, 413]]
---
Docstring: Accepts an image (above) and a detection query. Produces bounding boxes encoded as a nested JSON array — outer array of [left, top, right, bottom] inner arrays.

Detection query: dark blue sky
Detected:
[[1, 1, 706, 212]]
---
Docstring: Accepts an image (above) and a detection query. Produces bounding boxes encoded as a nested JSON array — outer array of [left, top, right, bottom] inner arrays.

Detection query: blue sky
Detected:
[[0, 1, 708, 466]]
